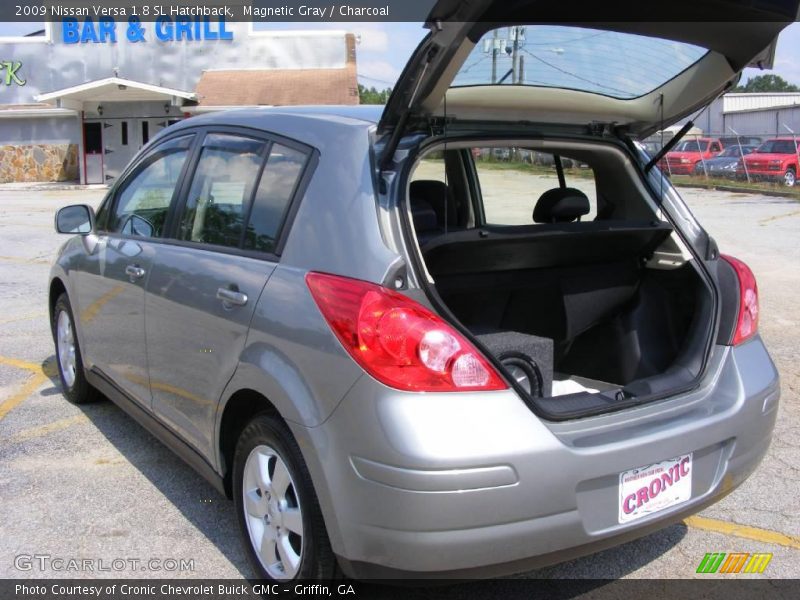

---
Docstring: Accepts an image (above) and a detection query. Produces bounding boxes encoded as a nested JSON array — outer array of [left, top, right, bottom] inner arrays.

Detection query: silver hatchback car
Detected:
[[49, 4, 793, 581]]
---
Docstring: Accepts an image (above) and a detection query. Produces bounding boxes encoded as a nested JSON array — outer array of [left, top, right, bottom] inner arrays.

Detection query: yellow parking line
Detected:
[[685, 516, 800, 550], [0, 356, 57, 421], [0, 371, 48, 421], [0, 312, 46, 326], [0, 355, 43, 373], [7, 414, 89, 443], [0, 255, 50, 265], [758, 208, 800, 225]]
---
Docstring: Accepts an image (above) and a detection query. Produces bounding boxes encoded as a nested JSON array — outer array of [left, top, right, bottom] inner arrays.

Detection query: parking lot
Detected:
[[0, 179, 798, 580]]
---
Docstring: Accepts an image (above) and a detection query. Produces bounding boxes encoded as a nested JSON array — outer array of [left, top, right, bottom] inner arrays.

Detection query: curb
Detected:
[[673, 182, 799, 199], [0, 184, 109, 192]]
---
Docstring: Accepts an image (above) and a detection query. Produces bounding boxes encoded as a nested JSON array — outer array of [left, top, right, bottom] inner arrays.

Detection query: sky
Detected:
[[2, 20, 800, 90], [265, 21, 800, 91]]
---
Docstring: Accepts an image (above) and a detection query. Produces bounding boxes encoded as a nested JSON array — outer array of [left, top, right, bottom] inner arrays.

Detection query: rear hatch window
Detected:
[[452, 26, 708, 99]]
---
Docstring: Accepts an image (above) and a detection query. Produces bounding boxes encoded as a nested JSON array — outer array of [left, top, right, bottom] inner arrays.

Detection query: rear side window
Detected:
[[109, 134, 194, 238], [178, 134, 266, 248], [243, 143, 307, 253], [472, 147, 597, 225]]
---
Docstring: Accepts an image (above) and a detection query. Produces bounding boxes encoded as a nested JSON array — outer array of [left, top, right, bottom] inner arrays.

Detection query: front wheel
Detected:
[[783, 167, 796, 187], [233, 414, 338, 580], [52, 293, 100, 404]]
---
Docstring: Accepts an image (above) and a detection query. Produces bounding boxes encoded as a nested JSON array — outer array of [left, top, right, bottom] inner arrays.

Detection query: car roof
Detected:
[[152, 105, 382, 152]]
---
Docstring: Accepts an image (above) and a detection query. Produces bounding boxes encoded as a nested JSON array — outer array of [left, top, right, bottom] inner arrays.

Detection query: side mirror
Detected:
[[55, 204, 95, 235]]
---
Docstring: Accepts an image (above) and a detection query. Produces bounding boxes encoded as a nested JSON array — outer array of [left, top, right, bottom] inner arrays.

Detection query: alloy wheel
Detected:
[[242, 444, 304, 580], [56, 310, 77, 389]]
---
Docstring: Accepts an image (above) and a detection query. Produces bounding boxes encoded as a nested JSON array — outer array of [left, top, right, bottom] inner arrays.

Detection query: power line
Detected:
[[523, 30, 609, 46], [460, 53, 492, 75], [357, 74, 395, 87], [520, 48, 634, 96]]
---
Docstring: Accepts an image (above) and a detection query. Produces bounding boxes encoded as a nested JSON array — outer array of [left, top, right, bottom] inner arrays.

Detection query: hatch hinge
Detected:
[[588, 121, 616, 137], [428, 116, 456, 136]]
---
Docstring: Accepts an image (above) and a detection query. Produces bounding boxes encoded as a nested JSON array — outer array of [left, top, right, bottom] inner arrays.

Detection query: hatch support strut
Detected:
[[645, 120, 695, 173], [379, 48, 437, 172]]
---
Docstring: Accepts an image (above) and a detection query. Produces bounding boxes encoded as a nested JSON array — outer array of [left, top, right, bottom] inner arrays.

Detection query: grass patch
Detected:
[[669, 175, 800, 198], [419, 159, 800, 198], [474, 160, 596, 180]]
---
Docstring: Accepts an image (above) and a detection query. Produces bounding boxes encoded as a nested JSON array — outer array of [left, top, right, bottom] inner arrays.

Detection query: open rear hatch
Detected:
[[385, 3, 796, 418], [378, 0, 798, 168]]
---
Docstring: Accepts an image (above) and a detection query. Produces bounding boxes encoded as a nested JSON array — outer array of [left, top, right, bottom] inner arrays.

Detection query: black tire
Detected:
[[52, 293, 100, 404], [233, 413, 338, 580]]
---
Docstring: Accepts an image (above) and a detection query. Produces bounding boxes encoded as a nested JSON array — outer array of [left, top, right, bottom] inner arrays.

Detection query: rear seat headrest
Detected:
[[410, 180, 458, 227], [409, 199, 439, 234], [533, 188, 591, 223]]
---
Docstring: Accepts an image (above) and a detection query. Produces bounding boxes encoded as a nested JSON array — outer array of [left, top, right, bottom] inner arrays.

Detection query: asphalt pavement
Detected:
[[0, 184, 797, 580]]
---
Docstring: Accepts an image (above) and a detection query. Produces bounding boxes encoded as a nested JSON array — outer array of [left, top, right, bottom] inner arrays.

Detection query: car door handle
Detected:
[[217, 287, 248, 308], [125, 265, 146, 280]]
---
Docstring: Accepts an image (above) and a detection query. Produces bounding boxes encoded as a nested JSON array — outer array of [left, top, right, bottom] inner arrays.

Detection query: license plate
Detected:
[[618, 453, 692, 523]]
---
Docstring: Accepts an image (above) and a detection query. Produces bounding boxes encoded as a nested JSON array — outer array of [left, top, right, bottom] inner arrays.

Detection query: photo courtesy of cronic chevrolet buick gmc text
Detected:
[[49, 2, 793, 581]]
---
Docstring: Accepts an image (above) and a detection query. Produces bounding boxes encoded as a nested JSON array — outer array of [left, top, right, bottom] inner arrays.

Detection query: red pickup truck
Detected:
[[738, 137, 800, 186], [659, 137, 724, 175]]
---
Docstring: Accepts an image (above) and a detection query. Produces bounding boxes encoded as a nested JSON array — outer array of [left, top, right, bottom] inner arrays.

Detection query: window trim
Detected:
[[164, 125, 315, 259], [95, 124, 317, 262], [172, 130, 271, 249], [100, 132, 198, 238], [247, 140, 315, 255]]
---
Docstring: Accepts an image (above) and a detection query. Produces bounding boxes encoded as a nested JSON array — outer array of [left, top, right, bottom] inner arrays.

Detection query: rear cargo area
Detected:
[[407, 142, 714, 417]]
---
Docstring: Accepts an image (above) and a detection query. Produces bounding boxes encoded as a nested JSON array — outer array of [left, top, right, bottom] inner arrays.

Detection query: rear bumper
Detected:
[[291, 337, 778, 578]]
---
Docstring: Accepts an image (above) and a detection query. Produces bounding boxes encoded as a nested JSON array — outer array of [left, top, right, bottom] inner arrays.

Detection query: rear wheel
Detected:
[[233, 414, 337, 580], [52, 293, 100, 404], [783, 166, 796, 187]]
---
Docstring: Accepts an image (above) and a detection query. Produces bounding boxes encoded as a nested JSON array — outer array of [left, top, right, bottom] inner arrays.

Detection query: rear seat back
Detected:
[[423, 221, 674, 354], [422, 220, 673, 275], [410, 180, 459, 228]]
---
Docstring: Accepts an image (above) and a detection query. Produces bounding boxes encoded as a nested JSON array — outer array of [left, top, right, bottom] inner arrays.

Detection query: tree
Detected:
[[358, 84, 392, 104], [733, 74, 800, 93]]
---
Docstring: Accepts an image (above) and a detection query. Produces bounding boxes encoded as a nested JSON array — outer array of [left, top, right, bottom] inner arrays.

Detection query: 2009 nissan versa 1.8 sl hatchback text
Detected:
[[49, 2, 794, 581]]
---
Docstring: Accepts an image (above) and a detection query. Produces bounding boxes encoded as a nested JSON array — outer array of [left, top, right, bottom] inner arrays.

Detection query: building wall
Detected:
[[0, 23, 349, 106], [723, 106, 800, 137], [0, 116, 80, 182], [0, 142, 79, 183], [0, 116, 78, 144], [723, 93, 800, 113], [666, 96, 800, 140], [0, 22, 351, 183]]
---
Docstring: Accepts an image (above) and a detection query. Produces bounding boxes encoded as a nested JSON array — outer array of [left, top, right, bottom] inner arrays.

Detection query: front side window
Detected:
[[178, 134, 266, 249], [109, 135, 194, 238]]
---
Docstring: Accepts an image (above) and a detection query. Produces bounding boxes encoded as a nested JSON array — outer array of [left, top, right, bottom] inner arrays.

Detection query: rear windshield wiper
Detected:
[[644, 120, 695, 173]]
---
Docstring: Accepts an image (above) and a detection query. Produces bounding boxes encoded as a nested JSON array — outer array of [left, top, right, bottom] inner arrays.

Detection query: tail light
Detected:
[[721, 255, 759, 345], [306, 272, 507, 392]]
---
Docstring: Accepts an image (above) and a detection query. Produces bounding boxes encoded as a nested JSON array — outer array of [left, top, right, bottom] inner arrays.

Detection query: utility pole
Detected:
[[491, 29, 498, 83], [519, 55, 525, 85], [511, 26, 519, 84]]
